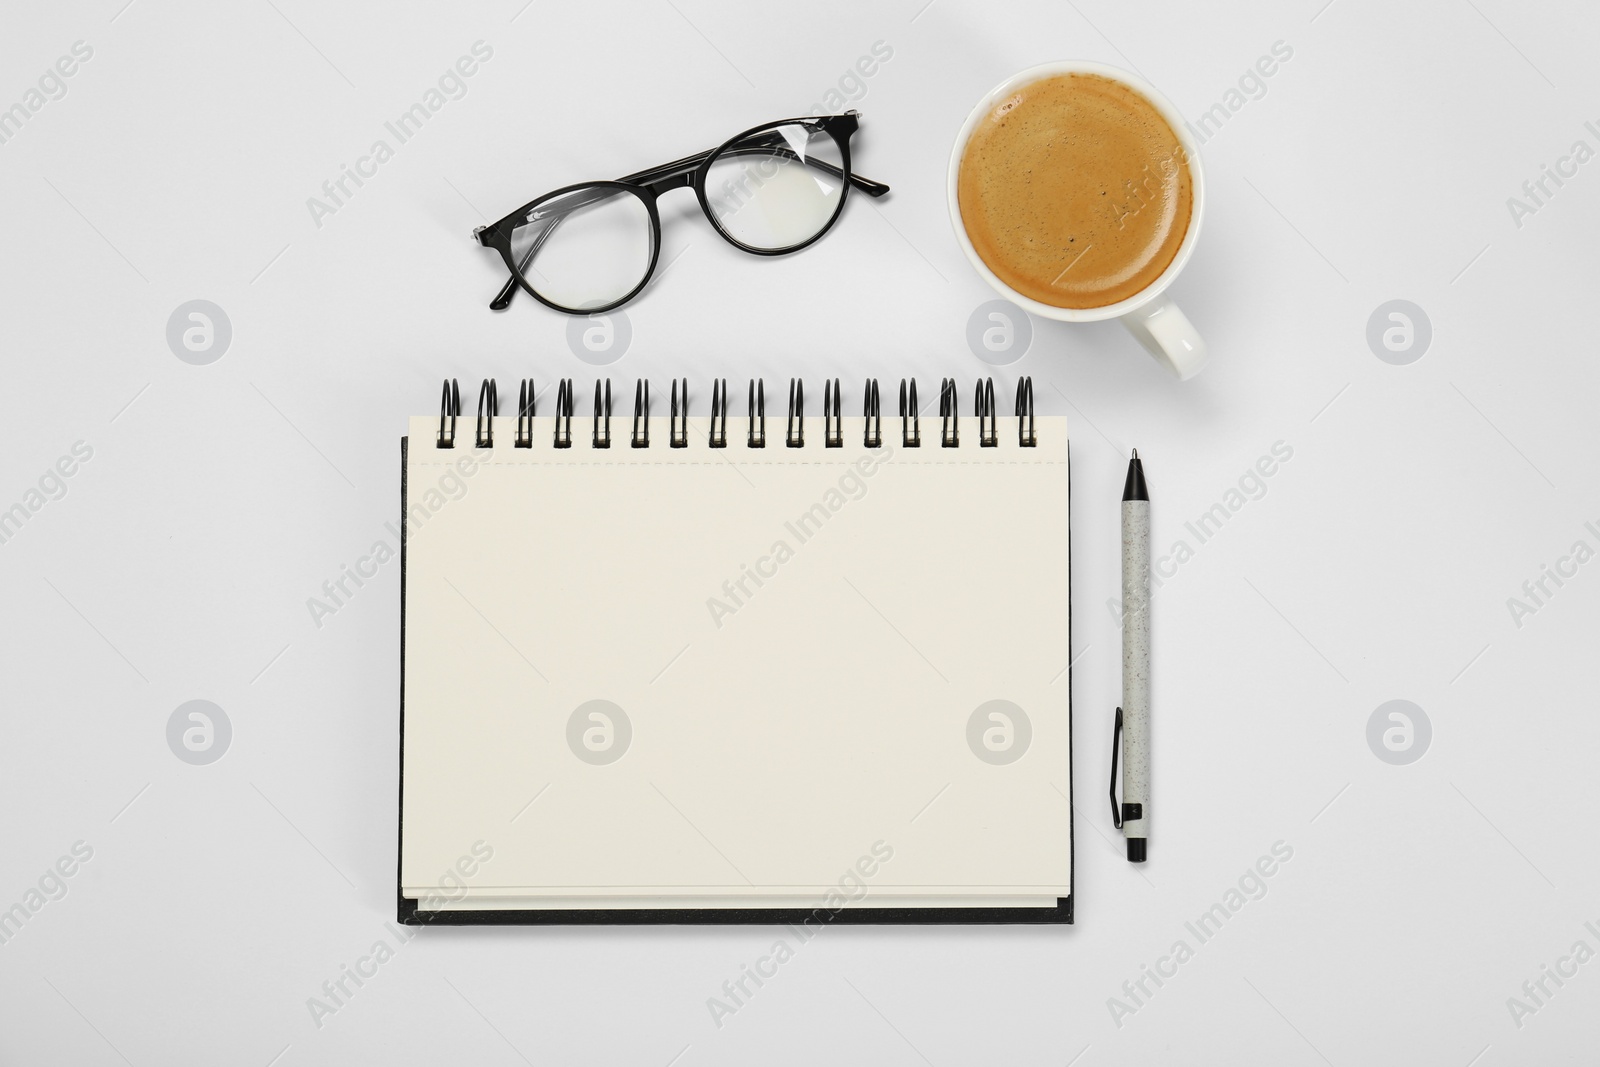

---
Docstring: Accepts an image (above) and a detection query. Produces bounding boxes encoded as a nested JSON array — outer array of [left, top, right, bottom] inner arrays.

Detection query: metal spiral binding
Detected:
[[431, 374, 1028, 452], [748, 378, 766, 448], [1015, 377, 1036, 447], [863, 379, 881, 448], [515, 379, 534, 448], [593, 379, 612, 448], [632, 379, 650, 448], [476, 379, 498, 448], [940, 377, 959, 447], [554, 379, 573, 448], [670, 378, 688, 448], [823, 378, 843, 447], [899, 378, 920, 447], [437, 378, 460, 448], [975, 377, 997, 447], [709, 379, 728, 448], [787, 378, 804, 447]]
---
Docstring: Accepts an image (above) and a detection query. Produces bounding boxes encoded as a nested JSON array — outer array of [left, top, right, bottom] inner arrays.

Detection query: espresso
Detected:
[[958, 73, 1193, 310]]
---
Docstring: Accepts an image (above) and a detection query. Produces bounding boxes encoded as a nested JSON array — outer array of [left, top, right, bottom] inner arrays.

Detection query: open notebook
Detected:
[[399, 377, 1072, 924]]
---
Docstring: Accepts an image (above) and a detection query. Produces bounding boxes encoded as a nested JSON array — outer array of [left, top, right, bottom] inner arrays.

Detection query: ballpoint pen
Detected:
[[1110, 449, 1150, 862]]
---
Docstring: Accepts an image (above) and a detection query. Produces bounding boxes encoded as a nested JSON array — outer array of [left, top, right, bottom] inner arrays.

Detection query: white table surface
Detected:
[[3, 0, 1597, 1063]]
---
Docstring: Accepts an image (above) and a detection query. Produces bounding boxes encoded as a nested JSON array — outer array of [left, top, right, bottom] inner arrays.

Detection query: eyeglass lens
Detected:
[[703, 123, 845, 251], [510, 186, 655, 311]]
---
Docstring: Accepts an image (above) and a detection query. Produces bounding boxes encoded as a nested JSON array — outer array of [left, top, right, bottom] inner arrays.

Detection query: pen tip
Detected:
[[1122, 450, 1149, 501]]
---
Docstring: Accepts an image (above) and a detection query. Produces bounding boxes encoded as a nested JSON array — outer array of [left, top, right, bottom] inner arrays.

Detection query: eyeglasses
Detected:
[[473, 112, 889, 314]]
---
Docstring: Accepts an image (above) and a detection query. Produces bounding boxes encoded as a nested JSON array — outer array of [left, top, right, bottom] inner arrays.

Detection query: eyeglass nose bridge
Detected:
[[638, 170, 695, 197]]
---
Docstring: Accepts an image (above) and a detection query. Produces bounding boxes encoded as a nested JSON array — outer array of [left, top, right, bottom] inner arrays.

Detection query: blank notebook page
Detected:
[[401, 414, 1070, 911]]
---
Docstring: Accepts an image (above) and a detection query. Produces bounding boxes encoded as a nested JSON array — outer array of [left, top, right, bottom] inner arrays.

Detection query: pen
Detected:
[[1110, 448, 1150, 862]]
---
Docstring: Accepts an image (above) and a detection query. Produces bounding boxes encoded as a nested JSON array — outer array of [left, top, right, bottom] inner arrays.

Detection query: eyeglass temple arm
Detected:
[[489, 139, 889, 311], [622, 140, 890, 197]]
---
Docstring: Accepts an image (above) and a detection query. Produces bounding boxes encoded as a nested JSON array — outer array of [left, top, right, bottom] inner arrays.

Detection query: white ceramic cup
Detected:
[[948, 61, 1208, 380]]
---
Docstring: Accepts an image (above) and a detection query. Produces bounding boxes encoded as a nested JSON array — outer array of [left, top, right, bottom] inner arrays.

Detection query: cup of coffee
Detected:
[[949, 62, 1207, 379]]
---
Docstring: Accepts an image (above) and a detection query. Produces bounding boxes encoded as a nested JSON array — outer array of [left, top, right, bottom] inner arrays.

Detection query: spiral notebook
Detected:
[[398, 377, 1073, 924]]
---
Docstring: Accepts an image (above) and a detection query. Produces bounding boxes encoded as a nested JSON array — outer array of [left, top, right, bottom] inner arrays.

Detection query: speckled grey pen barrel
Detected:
[[1121, 451, 1151, 862]]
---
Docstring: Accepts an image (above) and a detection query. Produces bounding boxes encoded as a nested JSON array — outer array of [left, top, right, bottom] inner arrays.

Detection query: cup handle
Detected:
[[1120, 295, 1208, 380]]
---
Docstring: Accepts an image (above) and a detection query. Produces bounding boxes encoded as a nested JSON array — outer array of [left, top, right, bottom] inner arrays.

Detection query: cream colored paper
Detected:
[[401, 414, 1070, 910]]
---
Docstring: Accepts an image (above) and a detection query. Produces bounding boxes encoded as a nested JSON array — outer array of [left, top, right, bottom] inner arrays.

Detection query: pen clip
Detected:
[[1109, 706, 1123, 829]]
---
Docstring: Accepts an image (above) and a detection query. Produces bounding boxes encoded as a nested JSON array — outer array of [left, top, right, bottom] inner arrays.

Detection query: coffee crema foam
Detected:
[[958, 73, 1193, 310]]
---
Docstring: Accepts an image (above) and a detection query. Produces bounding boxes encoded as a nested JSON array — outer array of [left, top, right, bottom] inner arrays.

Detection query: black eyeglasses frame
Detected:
[[472, 111, 889, 315]]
